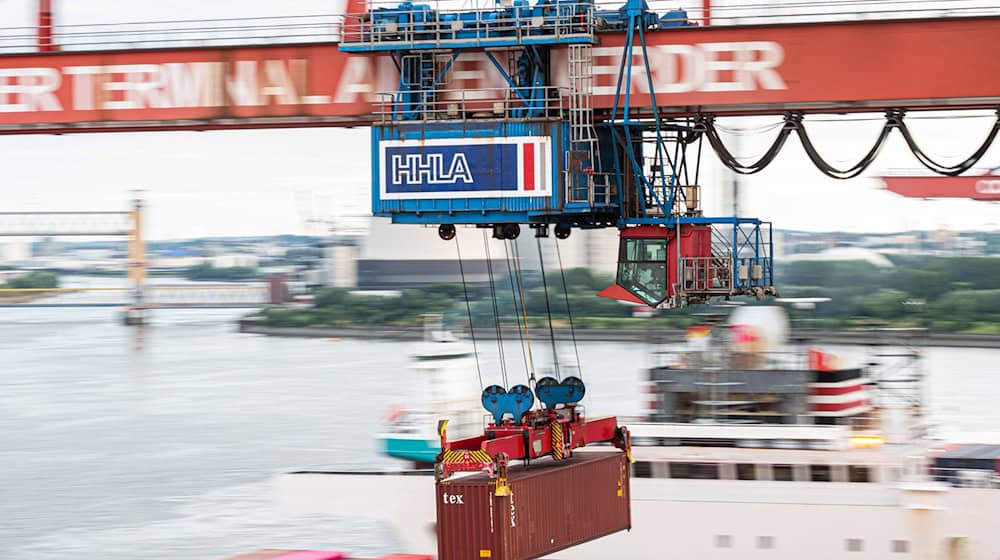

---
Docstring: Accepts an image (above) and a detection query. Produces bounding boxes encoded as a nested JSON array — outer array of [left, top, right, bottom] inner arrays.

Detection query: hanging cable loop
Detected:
[[698, 108, 1000, 179], [793, 110, 897, 179], [696, 113, 798, 175], [894, 108, 1000, 176]]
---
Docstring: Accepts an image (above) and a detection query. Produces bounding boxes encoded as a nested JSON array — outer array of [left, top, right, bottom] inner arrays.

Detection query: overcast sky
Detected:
[[0, 0, 997, 239]]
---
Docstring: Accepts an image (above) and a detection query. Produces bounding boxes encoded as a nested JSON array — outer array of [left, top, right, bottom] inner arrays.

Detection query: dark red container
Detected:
[[435, 451, 631, 560]]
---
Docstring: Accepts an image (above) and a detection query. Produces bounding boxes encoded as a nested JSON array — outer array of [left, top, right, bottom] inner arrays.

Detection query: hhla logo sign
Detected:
[[390, 153, 474, 186]]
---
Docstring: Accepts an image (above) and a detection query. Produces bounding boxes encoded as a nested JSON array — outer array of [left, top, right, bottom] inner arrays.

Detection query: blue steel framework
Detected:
[[341, 0, 774, 307]]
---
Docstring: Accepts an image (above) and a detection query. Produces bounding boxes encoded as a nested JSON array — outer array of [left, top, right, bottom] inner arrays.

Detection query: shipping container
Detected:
[[436, 451, 631, 560], [372, 120, 565, 225]]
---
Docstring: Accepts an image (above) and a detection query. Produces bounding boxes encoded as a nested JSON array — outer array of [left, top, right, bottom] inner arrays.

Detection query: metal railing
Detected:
[[339, 3, 595, 50], [374, 86, 566, 122], [649, 348, 811, 371], [565, 170, 614, 206], [0, 1, 997, 54], [0, 15, 345, 53], [680, 256, 733, 295]]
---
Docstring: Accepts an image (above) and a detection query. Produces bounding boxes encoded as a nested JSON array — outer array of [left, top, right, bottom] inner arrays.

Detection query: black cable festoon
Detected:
[[695, 108, 1000, 179], [795, 112, 897, 179], [896, 110, 1000, 176]]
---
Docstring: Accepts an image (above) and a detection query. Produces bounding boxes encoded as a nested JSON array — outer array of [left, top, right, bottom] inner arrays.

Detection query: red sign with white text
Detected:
[[1, 16, 998, 132], [882, 175, 1000, 201]]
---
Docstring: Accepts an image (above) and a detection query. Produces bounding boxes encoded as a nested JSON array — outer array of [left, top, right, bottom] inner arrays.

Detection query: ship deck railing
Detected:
[[649, 349, 811, 371]]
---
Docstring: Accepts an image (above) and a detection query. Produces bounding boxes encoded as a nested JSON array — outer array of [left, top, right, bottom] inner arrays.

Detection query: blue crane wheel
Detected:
[[554, 224, 571, 239]]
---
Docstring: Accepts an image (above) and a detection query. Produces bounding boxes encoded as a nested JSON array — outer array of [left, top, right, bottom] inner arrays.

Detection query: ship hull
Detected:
[[275, 465, 1000, 559]]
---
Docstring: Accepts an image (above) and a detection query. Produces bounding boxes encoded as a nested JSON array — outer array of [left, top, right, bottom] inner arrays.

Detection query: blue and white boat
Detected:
[[377, 319, 483, 465]]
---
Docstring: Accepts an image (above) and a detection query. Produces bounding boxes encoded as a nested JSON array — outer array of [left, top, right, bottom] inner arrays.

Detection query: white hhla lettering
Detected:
[[0, 67, 62, 113], [592, 41, 787, 95], [442, 492, 464, 504], [391, 153, 474, 186]]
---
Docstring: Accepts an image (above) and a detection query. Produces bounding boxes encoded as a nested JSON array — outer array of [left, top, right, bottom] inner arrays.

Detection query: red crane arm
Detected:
[[0, 17, 998, 134]]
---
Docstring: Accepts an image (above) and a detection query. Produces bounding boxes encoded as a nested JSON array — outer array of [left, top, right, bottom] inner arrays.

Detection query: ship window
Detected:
[[669, 462, 719, 480], [810, 464, 832, 482], [891, 540, 910, 553], [848, 465, 871, 483], [757, 536, 775, 549], [714, 534, 733, 548], [633, 461, 653, 478], [846, 538, 864, 552], [736, 463, 756, 480], [773, 464, 794, 481]]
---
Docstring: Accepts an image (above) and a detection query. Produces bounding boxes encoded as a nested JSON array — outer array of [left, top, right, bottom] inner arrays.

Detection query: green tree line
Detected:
[[254, 257, 1000, 334], [1, 271, 60, 290], [184, 263, 259, 281]]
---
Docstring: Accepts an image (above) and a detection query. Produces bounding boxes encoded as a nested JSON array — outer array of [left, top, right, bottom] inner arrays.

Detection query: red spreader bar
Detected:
[[436, 407, 632, 495]]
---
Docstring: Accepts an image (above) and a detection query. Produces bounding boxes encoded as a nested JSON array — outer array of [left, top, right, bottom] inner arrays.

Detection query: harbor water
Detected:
[[2, 304, 999, 560]]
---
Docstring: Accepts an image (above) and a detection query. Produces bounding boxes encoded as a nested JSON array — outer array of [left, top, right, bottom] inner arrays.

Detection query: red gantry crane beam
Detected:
[[0, 16, 998, 134]]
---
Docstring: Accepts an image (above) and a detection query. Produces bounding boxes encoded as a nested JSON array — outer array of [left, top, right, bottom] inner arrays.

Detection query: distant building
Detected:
[[210, 254, 258, 268], [324, 219, 620, 290], [784, 246, 895, 268], [0, 241, 31, 264]]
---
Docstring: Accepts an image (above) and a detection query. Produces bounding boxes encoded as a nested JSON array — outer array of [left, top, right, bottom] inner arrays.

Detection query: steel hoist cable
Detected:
[[503, 239, 531, 382], [455, 235, 484, 391], [511, 240, 536, 384], [482, 230, 509, 389], [554, 238, 583, 379], [536, 237, 561, 381]]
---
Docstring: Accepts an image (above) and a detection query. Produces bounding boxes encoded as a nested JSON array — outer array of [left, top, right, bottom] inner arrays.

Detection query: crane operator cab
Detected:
[[600, 223, 776, 308]]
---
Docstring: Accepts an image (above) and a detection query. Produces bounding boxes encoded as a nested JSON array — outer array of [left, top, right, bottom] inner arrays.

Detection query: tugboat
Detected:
[[377, 315, 481, 466]]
